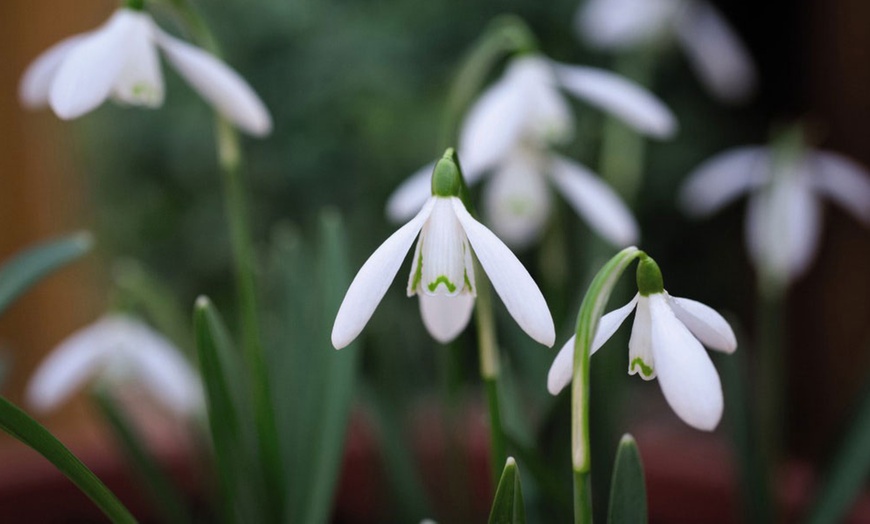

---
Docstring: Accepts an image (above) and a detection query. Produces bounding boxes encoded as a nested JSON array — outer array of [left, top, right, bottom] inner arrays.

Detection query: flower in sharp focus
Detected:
[[332, 151, 555, 349], [547, 257, 737, 431], [19, 7, 271, 136], [387, 53, 673, 250], [679, 141, 870, 290], [26, 315, 203, 416], [577, 0, 757, 103]]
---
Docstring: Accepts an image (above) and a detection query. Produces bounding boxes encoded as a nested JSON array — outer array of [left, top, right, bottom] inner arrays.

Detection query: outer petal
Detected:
[[111, 13, 164, 107], [155, 30, 272, 137], [49, 10, 134, 119], [419, 293, 475, 344], [459, 75, 528, 176], [332, 198, 436, 349], [668, 294, 736, 353], [810, 152, 870, 225], [674, 1, 757, 103], [549, 155, 639, 246], [20, 34, 86, 108], [547, 295, 638, 395], [745, 167, 822, 284], [451, 198, 555, 346], [120, 319, 203, 415], [648, 294, 723, 431], [483, 151, 553, 250], [25, 318, 116, 412], [386, 162, 435, 223], [551, 62, 677, 139], [576, 0, 681, 50], [680, 147, 769, 217]]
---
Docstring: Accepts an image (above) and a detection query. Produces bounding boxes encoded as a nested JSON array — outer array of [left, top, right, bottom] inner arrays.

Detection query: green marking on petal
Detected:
[[427, 276, 457, 293], [464, 270, 473, 292], [630, 357, 654, 378], [411, 248, 424, 291]]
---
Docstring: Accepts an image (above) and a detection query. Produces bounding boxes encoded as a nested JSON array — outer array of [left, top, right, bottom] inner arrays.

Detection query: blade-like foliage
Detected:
[[0, 232, 93, 316], [0, 396, 136, 523], [488, 457, 526, 524], [607, 434, 647, 524]]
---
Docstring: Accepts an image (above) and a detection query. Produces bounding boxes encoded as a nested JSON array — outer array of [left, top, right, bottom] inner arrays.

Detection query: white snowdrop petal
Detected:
[[648, 294, 723, 431], [483, 153, 552, 250], [26, 322, 113, 412], [386, 162, 435, 223], [111, 13, 164, 108], [452, 198, 555, 346], [20, 35, 86, 108], [155, 30, 272, 137], [419, 293, 475, 344], [811, 152, 870, 225], [419, 199, 468, 296], [546, 295, 638, 395], [669, 295, 736, 353], [680, 147, 769, 217], [122, 321, 203, 415], [549, 156, 640, 247], [332, 198, 436, 349], [49, 10, 134, 119], [576, 0, 681, 50], [628, 296, 655, 380], [552, 63, 677, 138], [459, 75, 528, 176], [675, 1, 756, 103]]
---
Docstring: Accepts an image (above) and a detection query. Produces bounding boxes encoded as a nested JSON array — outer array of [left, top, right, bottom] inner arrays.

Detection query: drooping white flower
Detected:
[[679, 144, 870, 289], [387, 54, 667, 249], [26, 315, 204, 416], [333, 153, 555, 348], [19, 7, 272, 136], [547, 257, 736, 431], [577, 0, 757, 103]]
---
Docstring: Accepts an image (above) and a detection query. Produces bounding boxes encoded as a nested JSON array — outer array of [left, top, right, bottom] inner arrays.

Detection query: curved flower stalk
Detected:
[[19, 5, 271, 136], [333, 149, 555, 348], [387, 54, 674, 250], [548, 256, 736, 431], [679, 141, 870, 290], [577, 0, 757, 103], [26, 315, 203, 416]]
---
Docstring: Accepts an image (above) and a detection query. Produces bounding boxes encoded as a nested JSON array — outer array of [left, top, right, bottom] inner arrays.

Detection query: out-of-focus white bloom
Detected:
[[680, 146, 870, 288], [19, 8, 272, 136], [26, 315, 204, 416], [548, 258, 736, 431], [577, 0, 757, 103], [333, 156, 555, 348], [387, 54, 669, 249]]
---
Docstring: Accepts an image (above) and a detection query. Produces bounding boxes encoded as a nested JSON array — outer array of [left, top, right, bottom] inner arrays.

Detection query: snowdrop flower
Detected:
[[19, 6, 271, 136], [680, 142, 870, 290], [26, 315, 203, 416], [387, 54, 672, 249], [547, 256, 736, 430], [577, 0, 757, 103], [333, 150, 555, 348]]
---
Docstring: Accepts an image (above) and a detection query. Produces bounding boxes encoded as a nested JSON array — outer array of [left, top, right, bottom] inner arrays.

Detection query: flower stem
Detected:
[[573, 470, 593, 524], [474, 260, 507, 485], [168, 2, 284, 519], [756, 283, 785, 521]]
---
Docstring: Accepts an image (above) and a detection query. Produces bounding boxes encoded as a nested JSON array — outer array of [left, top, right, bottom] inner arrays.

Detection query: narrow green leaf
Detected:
[[0, 232, 93, 316], [804, 372, 870, 524], [0, 396, 136, 523], [92, 389, 189, 524], [607, 434, 647, 524], [488, 457, 526, 524]]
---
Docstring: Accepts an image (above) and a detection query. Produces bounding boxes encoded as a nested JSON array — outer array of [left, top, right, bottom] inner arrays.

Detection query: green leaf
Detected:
[[607, 434, 647, 524], [0, 232, 93, 316], [92, 389, 189, 524], [266, 211, 361, 524], [804, 375, 870, 524], [488, 457, 526, 524], [0, 396, 136, 523]]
